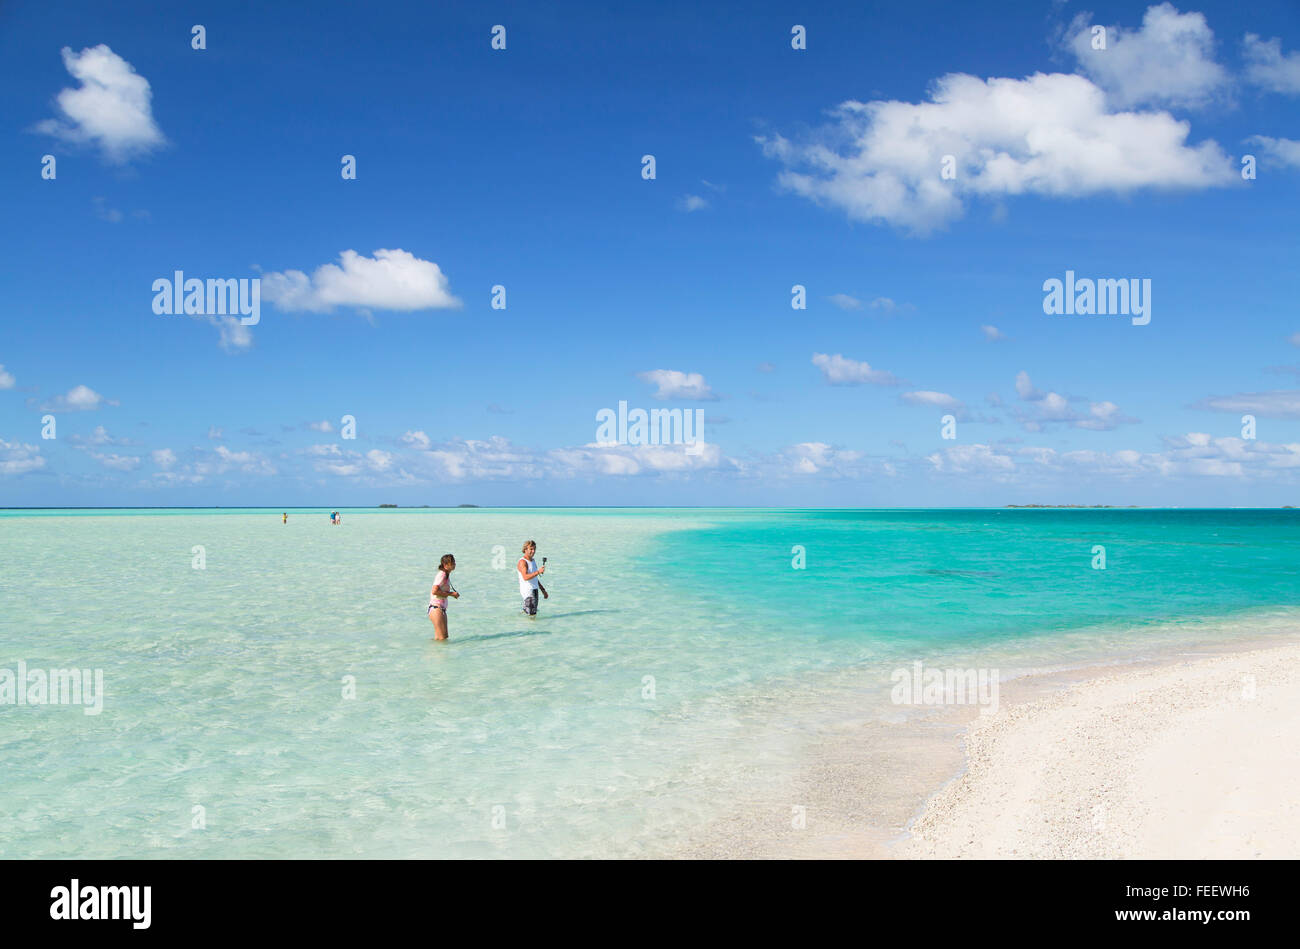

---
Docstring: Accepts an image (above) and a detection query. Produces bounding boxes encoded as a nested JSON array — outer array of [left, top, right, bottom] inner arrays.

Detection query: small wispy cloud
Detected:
[[1014, 371, 1044, 401], [91, 197, 123, 223], [1193, 390, 1300, 419], [637, 369, 718, 400], [1013, 371, 1134, 431], [0, 439, 46, 475], [39, 384, 117, 412], [89, 451, 141, 471], [1246, 135, 1300, 170], [812, 353, 901, 386], [212, 316, 253, 352], [902, 390, 965, 411], [69, 425, 130, 446], [1243, 33, 1300, 95]]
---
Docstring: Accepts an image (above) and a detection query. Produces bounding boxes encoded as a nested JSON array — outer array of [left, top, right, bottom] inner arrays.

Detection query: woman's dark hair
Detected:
[[439, 554, 456, 571]]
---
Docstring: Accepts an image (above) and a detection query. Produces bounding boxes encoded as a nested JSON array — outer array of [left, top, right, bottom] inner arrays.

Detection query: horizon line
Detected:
[[4, 505, 1297, 512]]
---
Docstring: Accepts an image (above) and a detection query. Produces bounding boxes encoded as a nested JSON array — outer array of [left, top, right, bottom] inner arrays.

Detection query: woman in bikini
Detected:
[[428, 554, 459, 641]]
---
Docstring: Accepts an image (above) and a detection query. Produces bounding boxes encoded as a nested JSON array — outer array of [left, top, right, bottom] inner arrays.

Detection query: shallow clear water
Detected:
[[2, 507, 1298, 857]]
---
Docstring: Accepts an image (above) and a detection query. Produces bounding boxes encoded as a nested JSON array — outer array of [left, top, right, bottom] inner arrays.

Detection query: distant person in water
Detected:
[[517, 541, 548, 616], [282, 512, 287, 524], [429, 554, 458, 641]]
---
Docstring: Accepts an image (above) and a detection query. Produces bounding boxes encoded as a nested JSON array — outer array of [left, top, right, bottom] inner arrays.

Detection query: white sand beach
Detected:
[[899, 639, 1300, 859], [681, 636, 1300, 859]]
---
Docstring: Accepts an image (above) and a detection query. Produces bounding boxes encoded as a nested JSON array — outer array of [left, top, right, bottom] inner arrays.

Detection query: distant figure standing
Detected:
[[282, 512, 287, 524], [428, 554, 459, 641], [517, 540, 548, 616]]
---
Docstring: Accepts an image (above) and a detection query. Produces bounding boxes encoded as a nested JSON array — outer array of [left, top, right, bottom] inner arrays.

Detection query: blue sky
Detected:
[[2, 0, 1298, 506]]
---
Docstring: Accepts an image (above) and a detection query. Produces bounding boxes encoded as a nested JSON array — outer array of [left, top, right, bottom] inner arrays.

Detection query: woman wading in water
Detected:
[[428, 554, 459, 641]]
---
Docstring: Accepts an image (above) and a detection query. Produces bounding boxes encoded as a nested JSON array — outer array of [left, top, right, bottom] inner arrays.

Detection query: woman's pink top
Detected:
[[430, 570, 449, 608]]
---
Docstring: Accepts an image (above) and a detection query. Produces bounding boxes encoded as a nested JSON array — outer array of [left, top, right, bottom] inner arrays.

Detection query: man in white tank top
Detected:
[[517, 540, 547, 616]]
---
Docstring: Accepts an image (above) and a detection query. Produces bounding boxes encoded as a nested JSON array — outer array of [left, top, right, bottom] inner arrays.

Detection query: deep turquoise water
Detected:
[[2, 508, 1298, 857], [656, 508, 1300, 644]]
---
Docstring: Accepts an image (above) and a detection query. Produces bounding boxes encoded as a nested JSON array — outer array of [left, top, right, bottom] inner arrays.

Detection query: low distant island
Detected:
[[1005, 504, 1142, 508]]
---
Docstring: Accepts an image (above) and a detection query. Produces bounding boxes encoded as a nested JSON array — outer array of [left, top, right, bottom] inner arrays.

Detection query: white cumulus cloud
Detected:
[[760, 68, 1234, 234], [927, 443, 1016, 475], [1065, 3, 1229, 109], [36, 45, 165, 163], [262, 249, 461, 313], [784, 441, 863, 475]]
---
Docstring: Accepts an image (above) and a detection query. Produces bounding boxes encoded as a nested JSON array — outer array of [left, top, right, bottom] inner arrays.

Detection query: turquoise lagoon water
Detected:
[[2, 507, 1299, 858]]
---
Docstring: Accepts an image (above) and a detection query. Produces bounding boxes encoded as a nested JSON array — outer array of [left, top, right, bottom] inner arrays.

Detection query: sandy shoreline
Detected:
[[682, 634, 1300, 859], [898, 638, 1300, 859]]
